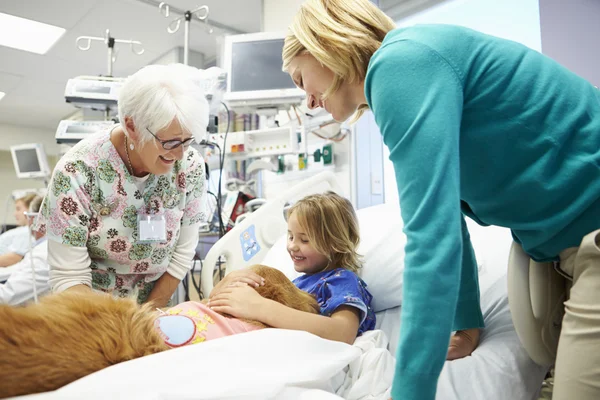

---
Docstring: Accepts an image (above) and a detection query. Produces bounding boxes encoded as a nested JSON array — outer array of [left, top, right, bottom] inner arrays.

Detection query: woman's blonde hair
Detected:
[[16, 193, 38, 209], [287, 191, 361, 273], [282, 0, 395, 121]]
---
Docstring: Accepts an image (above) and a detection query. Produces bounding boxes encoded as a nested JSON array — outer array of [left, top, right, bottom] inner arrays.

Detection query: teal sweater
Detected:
[[365, 25, 600, 400]]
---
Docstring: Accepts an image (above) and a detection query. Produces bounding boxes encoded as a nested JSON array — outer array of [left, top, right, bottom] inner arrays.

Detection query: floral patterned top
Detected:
[[36, 128, 206, 303]]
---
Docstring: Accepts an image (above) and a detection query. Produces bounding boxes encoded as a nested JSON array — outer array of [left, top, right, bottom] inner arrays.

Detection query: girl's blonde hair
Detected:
[[287, 192, 361, 273], [282, 0, 395, 121]]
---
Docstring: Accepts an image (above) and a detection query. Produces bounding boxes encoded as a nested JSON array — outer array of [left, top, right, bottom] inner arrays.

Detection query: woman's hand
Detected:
[[447, 328, 480, 360], [208, 283, 266, 321], [209, 269, 265, 299]]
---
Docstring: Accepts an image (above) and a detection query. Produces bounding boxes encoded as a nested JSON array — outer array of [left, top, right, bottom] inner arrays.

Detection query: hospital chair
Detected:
[[507, 242, 568, 367]]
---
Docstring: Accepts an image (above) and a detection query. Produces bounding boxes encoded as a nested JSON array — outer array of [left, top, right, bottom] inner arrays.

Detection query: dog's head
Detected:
[[249, 264, 320, 315]]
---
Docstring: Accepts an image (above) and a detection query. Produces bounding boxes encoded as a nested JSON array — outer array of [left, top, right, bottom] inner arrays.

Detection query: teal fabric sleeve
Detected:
[[366, 39, 471, 400]]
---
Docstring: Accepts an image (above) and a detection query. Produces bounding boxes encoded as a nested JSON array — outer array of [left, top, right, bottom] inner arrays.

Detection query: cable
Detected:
[[182, 271, 190, 301], [197, 102, 231, 296], [311, 128, 348, 142], [24, 212, 39, 304], [219, 101, 231, 238], [206, 190, 222, 234], [207, 190, 219, 204], [190, 258, 204, 299], [215, 143, 225, 237], [198, 141, 224, 236], [214, 102, 231, 282], [291, 104, 302, 125]]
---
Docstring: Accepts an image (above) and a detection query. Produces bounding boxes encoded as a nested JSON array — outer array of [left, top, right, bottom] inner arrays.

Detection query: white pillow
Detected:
[[261, 202, 513, 313]]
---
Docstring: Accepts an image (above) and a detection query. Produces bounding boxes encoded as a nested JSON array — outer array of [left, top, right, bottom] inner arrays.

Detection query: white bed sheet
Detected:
[[10, 273, 547, 400], [10, 329, 380, 400]]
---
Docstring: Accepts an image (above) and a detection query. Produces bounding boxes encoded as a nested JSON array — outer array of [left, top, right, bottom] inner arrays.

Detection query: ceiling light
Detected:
[[0, 13, 66, 55], [0, 92, 5, 101]]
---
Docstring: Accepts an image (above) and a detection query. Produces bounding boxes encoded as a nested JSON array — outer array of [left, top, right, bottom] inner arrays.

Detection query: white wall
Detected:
[[263, 0, 304, 32], [0, 123, 61, 156], [0, 150, 58, 226], [382, 0, 542, 205], [539, 0, 600, 87], [150, 47, 206, 68]]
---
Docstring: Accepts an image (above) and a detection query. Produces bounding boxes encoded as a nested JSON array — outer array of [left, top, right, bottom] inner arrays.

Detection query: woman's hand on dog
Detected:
[[209, 270, 265, 300], [208, 283, 266, 321]]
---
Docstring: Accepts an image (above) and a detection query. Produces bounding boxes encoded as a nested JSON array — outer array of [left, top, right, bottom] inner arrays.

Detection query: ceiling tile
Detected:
[[0, 72, 23, 94], [0, 0, 100, 30]]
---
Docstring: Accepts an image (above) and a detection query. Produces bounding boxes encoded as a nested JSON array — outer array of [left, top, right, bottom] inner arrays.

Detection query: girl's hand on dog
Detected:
[[209, 270, 265, 300], [208, 283, 265, 320]]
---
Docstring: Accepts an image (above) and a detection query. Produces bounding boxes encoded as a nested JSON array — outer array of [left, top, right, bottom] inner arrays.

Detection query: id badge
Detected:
[[137, 213, 167, 243]]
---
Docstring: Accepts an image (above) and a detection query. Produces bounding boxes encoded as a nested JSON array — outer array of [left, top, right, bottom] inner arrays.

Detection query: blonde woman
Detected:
[[281, 1, 600, 400], [0, 193, 39, 267], [209, 192, 375, 345]]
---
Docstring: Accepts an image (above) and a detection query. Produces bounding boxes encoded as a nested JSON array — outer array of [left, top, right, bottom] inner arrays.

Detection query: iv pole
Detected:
[[75, 30, 145, 119], [158, 2, 210, 66]]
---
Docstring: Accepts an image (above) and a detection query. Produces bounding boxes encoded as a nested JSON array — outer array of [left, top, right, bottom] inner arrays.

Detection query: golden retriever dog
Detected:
[[0, 265, 318, 399]]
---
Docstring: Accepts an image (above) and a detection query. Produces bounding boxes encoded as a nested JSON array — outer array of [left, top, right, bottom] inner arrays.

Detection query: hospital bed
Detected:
[[11, 171, 549, 400]]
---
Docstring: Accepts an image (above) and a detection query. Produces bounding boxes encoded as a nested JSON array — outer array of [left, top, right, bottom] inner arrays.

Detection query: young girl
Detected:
[[209, 191, 375, 344]]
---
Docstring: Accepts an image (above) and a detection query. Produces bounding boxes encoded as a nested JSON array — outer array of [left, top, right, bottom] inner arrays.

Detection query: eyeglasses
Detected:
[[146, 128, 195, 150]]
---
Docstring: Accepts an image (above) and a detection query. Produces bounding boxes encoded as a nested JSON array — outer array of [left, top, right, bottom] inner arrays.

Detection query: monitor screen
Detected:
[[230, 39, 296, 93], [14, 149, 41, 173]]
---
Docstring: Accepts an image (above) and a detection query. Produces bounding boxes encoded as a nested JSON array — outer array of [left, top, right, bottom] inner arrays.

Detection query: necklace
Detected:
[[124, 135, 135, 176]]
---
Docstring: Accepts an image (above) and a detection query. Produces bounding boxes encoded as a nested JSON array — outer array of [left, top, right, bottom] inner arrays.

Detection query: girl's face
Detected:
[[286, 212, 329, 274], [288, 53, 361, 123], [14, 201, 28, 226]]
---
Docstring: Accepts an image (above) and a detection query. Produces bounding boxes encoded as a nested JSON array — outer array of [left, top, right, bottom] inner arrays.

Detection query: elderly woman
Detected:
[[0, 193, 39, 267], [282, 1, 600, 400], [36, 64, 208, 307]]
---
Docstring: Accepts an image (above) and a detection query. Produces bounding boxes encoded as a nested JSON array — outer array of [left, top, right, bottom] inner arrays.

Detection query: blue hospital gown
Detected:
[[293, 268, 376, 335]]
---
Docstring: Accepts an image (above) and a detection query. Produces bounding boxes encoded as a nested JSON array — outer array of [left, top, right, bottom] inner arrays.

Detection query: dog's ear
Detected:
[[250, 265, 320, 315]]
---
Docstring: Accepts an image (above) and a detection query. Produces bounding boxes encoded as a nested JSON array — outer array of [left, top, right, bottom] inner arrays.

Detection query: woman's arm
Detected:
[[47, 240, 92, 292], [146, 272, 181, 308], [209, 285, 361, 345], [0, 253, 24, 268], [365, 39, 480, 400]]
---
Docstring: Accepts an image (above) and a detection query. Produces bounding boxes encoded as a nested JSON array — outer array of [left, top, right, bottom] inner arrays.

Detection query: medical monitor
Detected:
[[223, 31, 305, 107], [10, 143, 51, 180]]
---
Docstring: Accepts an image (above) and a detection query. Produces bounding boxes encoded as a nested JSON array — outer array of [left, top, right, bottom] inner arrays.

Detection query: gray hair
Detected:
[[118, 64, 209, 143]]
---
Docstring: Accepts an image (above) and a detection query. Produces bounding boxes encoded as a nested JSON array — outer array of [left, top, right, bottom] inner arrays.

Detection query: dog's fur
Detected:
[[0, 265, 319, 398]]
